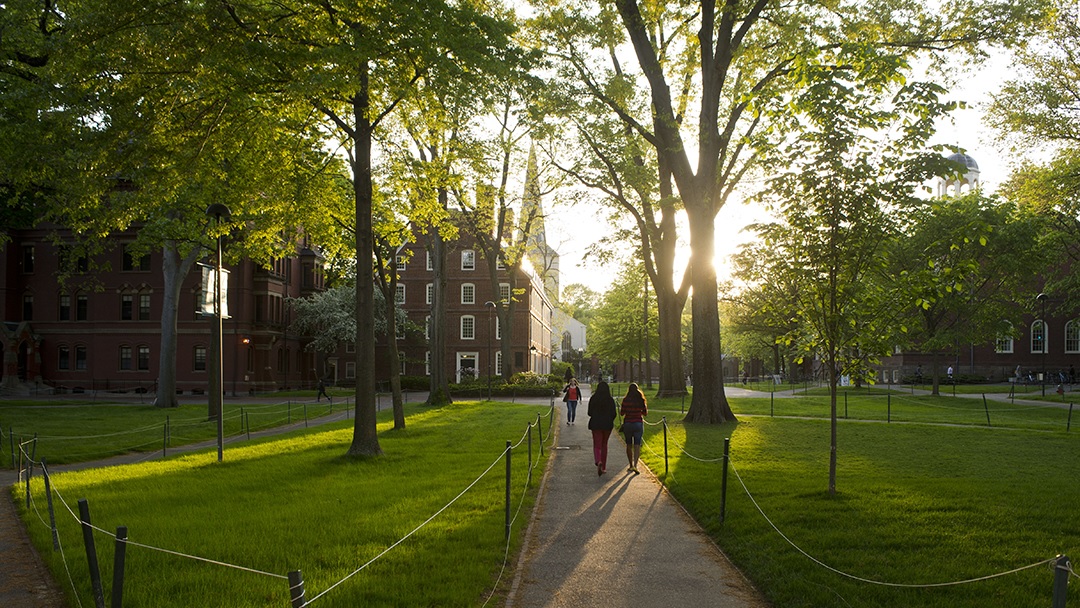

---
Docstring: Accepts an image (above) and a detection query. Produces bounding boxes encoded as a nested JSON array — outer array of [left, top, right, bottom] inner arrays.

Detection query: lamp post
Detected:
[[485, 301, 495, 401], [529, 345, 537, 373], [206, 203, 231, 462], [1037, 292, 1047, 397]]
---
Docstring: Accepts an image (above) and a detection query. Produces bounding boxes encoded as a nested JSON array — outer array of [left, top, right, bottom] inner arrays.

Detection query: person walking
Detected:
[[562, 378, 582, 425], [587, 381, 618, 476], [620, 383, 648, 474], [316, 378, 330, 402]]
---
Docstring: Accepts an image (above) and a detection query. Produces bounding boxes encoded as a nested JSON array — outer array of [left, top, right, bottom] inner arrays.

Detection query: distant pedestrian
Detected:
[[316, 378, 330, 402], [563, 378, 582, 425], [620, 383, 648, 474], [587, 381, 618, 476], [947, 366, 954, 383]]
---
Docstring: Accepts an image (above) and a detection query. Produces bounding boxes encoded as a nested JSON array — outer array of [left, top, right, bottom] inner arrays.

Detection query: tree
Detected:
[[750, 56, 957, 494], [887, 194, 1044, 394], [588, 262, 658, 378], [531, 0, 1046, 424], [1, 0, 349, 408]]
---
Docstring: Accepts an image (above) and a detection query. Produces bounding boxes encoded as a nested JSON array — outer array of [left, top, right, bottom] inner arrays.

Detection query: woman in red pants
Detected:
[[587, 381, 618, 476]]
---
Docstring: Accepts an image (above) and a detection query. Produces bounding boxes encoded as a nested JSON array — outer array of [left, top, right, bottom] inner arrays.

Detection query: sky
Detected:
[[544, 53, 1022, 295]]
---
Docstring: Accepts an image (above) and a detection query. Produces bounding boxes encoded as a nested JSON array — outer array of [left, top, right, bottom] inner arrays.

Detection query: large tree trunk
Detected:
[[654, 288, 686, 397], [347, 70, 383, 457], [426, 193, 452, 406], [683, 210, 736, 423], [154, 239, 199, 408], [383, 279, 405, 430]]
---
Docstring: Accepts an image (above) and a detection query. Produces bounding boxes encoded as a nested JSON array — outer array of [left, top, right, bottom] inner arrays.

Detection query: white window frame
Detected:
[[395, 284, 406, 305], [461, 249, 476, 271], [500, 283, 511, 304], [399, 351, 406, 375], [495, 351, 503, 376], [346, 362, 356, 379], [1031, 320, 1047, 354], [426, 251, 433, 271], [1066, 320, 1080, 354], [425, 351, 431, 376], [461, 315, 476, 340], [995, 334, 1014, 354], [396, 255, 407, 271], [425, 315, 431, 340], [496, 316, 502, 340], [461, 283, 475, 305], [426, 283, 434, 305]]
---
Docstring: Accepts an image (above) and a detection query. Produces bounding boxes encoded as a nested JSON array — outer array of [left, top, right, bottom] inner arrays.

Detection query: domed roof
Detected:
[[946, 152, 979, 173]]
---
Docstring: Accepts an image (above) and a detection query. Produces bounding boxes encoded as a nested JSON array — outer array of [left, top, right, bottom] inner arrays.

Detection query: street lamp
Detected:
[[529, 345, 537, 373], [206, 203, 231, 462], [1037, 292, 1047, 397], [485, 301, 495, 401]]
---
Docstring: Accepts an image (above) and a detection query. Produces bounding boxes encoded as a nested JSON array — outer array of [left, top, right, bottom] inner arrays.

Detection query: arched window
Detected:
[[995, 322, 1014, 354], [1066, 320, 1080, 354], [1031, 320, 1047, 354]]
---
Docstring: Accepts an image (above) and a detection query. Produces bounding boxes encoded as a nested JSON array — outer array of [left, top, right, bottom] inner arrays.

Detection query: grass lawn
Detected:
[[0, 399, 340, 466], [638, 411, 1080, 607], [14, 400, 552, 607]]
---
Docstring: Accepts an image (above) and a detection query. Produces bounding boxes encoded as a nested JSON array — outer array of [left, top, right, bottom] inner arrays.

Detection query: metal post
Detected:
[[112, 526, 128, 608], [304, 403, 308, 428], [288, 570, 306, 608], [844, 392, 848, 419], [43, 461, 59, 551], [983, 395, 992, 427], [537, 414, 544, 456], [504, 440, 512, 540], [1068, 403, 1073, 432], [770, 391, 774, 417], [887, 393, 891, 423], [527, 423, 533, 485], [78, 499, 106, 608], [246, 412, 251, 440], [720, 437, 731, 523], [662, 417, 668, 478], [1038, 293, 1047, 397], [1052, 555, 1069, 608]]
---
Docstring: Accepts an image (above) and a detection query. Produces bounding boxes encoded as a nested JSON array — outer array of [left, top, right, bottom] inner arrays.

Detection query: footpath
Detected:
[[506, 386, 768, 608]]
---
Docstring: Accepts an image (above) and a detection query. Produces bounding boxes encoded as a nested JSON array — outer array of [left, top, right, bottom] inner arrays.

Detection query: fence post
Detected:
[[78, 499, 106, 608], [163, 420, 168, 458], [983, 395, 992, 427], [1068, 403, 1073, 432], [288, 570, 306, 608], [288, 401, 292, 424], [720, 437, 731, 523], [42, 461, 59, 551], [844, 393, 848, 419], [527, 424, 533, 485], [304, 403, 308, 428], [536, 414, 544, 456], [112, 526, 127, 608], [504, 440, 512, 540], [1052, 554, 1069, 608], [9, 427, 14, 470], [25, 450, 32, 509], [887, 393, 891, 423], [770, 391, 774, 417], [662, 417, 669, 478]]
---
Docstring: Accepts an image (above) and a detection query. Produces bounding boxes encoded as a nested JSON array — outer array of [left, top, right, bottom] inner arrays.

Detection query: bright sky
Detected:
[[546, 52, 1022, 295]]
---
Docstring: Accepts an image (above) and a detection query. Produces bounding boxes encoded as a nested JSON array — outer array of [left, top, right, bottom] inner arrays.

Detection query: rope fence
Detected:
[[12, 402, 558, 608], [647, 417, 1074, 602]]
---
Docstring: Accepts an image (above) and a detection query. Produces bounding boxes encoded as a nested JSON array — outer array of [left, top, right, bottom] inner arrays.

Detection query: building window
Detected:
[[995, 323, 1014, 353], [1031, 320, 1047, 354], [399, 351, 406, 375], [396, 255, 407, 271], [58, 346, 70, 370], [139, 294, 151, 320], [461, 283, 475, 305], [1066, 320, 1080, 354], [23, 294, 33, 321], [22, 245, 34, 273], [461, 249, 475, 271], [395, 284, 406, 305], [75, 346, 87, 370], [346, 362, 356, 379], [346, 341, 355, 353], [461, 315, 476, 340], [119, 346, 132, 371], [121, 294, 134, 320], [425, 351, 431, 376], [194, 346, 207, 371], [76, 294, 88, 321], [425, 315, 431, 340], [496, 316, 502, 340], [122, 245, 150, 271], [426, 252, 433, 271], [58, 294, 70, 321], [137, 346, 150, 371], [500, 283, 511, 304], [426, 283, 434, 305], [495, 351, 503, 376], [496, 255, 505, 270]]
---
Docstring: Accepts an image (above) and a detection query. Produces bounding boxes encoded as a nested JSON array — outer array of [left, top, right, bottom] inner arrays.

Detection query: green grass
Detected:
[[637, 414, 1080, 608], [0, 399, 341, 465], [15, 401, 552, 607]]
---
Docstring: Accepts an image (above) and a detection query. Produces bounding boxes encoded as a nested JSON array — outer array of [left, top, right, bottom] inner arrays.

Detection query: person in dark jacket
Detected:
[[620, 383, 648, 474], [587, 381, 618, 476]]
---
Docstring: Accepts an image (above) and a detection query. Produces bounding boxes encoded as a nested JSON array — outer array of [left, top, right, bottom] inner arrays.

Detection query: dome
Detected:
[[946, 152, 979, 173]]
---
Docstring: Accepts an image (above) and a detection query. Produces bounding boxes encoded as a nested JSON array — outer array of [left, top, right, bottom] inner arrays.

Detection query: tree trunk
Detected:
[[383, 279, 405, 430], [154, 240, 199, 408], [654, 288, 686, 397], [683, 209, 736, 423], [426, 195, 452, 406], [347, 70, 383, 457]]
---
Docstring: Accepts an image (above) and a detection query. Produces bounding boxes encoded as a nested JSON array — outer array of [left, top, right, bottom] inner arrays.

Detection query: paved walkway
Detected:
[[506, 387, 768, 608]]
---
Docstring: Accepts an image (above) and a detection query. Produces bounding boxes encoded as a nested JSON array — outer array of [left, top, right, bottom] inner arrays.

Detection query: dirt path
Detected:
[[0, 489, 66, 608]]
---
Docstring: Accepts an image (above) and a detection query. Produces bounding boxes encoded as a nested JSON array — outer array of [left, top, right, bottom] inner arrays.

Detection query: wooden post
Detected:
[[1052, 555, 1069, 608], [39, 461, 59, 552], [78, 499, 106, 608], [288, 570, 306, 608], [112, 526, 128, 608], [720, 437, 731, 523]]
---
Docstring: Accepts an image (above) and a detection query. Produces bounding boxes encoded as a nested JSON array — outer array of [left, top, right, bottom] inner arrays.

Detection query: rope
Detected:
[[304, 446, 509, 606], [728, 460, 1057, 587]]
